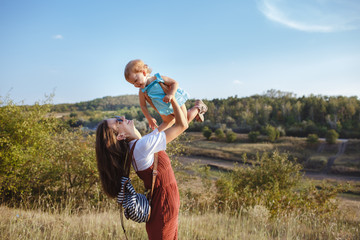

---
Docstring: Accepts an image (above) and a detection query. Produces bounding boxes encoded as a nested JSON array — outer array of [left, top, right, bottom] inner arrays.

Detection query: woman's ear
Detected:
[[116, 133, 126, 141]]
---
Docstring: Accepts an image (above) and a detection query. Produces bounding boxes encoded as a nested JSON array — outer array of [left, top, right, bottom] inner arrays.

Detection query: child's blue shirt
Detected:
[[141, 73, 189, 115]]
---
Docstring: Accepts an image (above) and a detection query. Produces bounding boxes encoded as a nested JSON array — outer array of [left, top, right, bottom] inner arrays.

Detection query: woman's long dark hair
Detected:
[[95, 120, 131, 198]]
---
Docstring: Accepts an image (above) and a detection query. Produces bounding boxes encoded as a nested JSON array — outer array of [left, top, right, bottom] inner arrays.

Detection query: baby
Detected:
[[124, 59, 207, 130]]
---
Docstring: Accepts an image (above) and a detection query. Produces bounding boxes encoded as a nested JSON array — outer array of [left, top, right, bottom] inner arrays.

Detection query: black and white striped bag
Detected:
[[117, 176, 151, 223]]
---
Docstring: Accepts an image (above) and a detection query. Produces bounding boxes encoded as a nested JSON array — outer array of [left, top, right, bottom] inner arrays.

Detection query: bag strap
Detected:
[[149, 152, 158, 205], [119, 140, 159, 239]]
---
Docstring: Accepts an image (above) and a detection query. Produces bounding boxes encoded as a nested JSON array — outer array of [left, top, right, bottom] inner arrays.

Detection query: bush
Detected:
[[215, 151, 340, 216], [248, 131, 260, 143], [214, 129, 225, 140], [325, 129, 339, 144], [226, 130, 237, 143], [202, 126, 212, 140], [263, 125, 279, 142], [0, 97, 98, 207], [304, 156, 327, 170], [307, 133, 319, 144]]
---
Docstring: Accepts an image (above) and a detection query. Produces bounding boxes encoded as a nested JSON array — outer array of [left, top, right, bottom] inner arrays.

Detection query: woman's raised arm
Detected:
[[159, 98, 188, 143]]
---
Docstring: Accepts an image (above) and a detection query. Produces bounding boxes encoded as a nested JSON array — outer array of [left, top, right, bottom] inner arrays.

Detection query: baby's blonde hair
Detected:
[[124, 59, 152, 80]]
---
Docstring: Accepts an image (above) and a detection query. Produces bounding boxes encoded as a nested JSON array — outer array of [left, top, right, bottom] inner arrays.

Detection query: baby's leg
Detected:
[[158, 114, 175, 131], [185, 105, 199, 123], [158, 104, 201, 131]]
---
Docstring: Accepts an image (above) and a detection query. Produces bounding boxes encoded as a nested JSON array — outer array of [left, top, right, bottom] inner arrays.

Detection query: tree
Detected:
[[215, 129, 225, 140], [263, 125, 278, 142], [202, 126, 212, 140], [226, 130, 237, 143], [307, 133, 319, 144], [325, 129, 339, 144], [248, 131, 260, 143]]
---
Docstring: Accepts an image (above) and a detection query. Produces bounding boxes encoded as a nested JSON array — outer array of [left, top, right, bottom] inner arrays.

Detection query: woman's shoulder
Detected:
[[136, 129, 166, 151], [141, 129, 164, 142]]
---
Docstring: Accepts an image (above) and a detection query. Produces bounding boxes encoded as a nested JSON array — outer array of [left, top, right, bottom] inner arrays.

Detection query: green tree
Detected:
[[202, 126, 212, 140], [226, 130, 237, 143], [215, 129, 225, 140], [263, 125, 278, 142], [325, 129, 339, 144], [248, 131, 260, 143], [307, 134, 319, 144]]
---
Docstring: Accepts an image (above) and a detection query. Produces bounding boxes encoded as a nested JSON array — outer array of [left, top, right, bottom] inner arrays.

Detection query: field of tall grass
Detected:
[[2, 156, 360, 240], [2, 199, 359, 240]]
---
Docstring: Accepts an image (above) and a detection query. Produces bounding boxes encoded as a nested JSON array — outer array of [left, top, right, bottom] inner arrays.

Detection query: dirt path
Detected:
[[177, 155, 360, 182]]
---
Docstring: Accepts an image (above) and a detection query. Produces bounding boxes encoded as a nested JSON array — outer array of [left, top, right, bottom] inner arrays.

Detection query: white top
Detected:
[[128, 129, 167, 171]]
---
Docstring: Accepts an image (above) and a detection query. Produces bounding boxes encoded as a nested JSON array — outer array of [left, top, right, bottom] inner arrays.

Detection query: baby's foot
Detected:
[[194, 99, 208, 122]]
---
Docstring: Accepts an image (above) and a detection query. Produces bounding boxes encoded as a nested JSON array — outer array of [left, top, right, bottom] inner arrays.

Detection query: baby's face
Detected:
[[127, 71, 147, 89]]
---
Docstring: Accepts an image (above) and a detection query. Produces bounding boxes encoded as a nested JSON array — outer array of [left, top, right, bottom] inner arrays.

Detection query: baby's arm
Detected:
[[161, 76, 179, 103], [139, 90, 158, 130]]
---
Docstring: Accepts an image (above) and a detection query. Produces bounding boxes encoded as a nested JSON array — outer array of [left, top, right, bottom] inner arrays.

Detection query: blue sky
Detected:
[[1, 0, 360, 105]]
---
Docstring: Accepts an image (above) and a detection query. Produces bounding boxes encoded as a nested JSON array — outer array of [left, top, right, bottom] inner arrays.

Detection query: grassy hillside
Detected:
[[51, 94, 139, 112]]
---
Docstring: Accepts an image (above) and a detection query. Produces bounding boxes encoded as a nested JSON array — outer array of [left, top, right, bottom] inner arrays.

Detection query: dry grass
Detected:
[[0, 205, 147, 240], [2, 133, 359, 239], [2, 204, 359, 240], [1, 161, 360, 240], [185, 133, 310, 163]]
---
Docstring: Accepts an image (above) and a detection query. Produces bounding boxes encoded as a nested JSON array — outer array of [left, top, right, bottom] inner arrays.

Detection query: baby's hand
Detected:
[[149, 118, 158, 130], [163, 94, 174, 103]]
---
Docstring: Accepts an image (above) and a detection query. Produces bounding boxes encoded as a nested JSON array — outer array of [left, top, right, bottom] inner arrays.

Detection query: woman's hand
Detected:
[[163, 94, 174, 103]]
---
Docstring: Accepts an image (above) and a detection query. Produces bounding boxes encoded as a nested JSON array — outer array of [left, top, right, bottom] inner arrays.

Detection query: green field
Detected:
[[183, 132, 360, 173]]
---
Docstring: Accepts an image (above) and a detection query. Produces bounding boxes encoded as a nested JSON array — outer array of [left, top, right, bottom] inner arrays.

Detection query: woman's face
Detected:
[[107, 116, 140, 140]]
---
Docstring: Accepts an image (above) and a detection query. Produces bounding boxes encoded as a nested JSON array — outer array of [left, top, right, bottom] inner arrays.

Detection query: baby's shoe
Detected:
[[194, 99, 208, 122]]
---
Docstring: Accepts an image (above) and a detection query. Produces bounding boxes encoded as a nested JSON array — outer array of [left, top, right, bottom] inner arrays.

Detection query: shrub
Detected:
[[307, 133, 319, 144], [215, 129, 225, 140], [226, 130, 237, 143], [248, 131, 260, 143], [263, 125, 278, 142], [304, 156, 327, 170], [215, 151, 340, 216], [202, 126, 212, 140], [0, 97, 98, 207], [325, 129, 339, 144]]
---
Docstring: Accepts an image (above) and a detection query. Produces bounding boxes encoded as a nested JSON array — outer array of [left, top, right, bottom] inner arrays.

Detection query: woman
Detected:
[[95, 98, 194, 239]]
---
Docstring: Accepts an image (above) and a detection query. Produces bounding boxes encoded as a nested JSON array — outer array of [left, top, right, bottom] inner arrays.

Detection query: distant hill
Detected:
[[51, 95, 139, 112], [49, 90, 360, 138]]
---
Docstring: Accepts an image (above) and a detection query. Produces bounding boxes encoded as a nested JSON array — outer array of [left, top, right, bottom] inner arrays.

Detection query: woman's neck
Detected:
[[126, 129, 142, 142]]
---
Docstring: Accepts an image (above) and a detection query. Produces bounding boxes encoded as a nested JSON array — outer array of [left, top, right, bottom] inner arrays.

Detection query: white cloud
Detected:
[[233, 80, 243, 85], [257, 0, 360, 32], [52, 34, 63, 40]]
